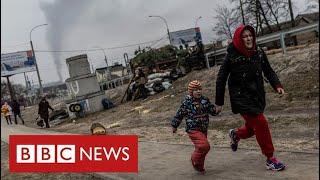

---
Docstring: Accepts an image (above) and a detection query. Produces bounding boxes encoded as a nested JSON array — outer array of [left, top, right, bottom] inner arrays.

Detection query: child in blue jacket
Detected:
[[171, 80, 217, 174]]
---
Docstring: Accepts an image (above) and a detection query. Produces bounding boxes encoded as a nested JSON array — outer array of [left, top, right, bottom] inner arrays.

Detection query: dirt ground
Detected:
[[19, 43, 320, 152], [0, 141, 106, 180], [1, 43, 318, 179], [2, 135, 319, 180]]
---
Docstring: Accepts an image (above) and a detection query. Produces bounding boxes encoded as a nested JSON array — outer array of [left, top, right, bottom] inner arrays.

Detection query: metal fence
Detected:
[[205, 22, 319, 68], [100, 74, 133, 90]]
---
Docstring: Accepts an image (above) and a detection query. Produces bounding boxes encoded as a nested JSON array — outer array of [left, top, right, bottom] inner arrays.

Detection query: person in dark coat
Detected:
[[38, 96, 54, 128], [215, 24, 285, 171], [11, 99, 24, 125]]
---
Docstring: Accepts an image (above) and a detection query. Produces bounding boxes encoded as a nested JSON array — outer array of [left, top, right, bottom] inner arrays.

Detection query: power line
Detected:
[[34, 36, 166, 53], [1, 42, 29, 48], [150, 35, 169, 48]]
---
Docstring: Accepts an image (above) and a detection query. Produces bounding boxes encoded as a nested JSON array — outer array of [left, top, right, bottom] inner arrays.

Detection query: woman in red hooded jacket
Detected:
[[215, 24, 285, 171]]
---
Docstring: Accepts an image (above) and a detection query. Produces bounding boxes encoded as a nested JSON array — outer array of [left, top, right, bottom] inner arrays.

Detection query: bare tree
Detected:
[[288, 0, 295, 27], [288, 0, 298, 45], [213, 5, 241, 40], [264, 0, 289, 30], [228, 0, 268, 34], [239, 0, 246, 24], [228, 0, 291, 35]]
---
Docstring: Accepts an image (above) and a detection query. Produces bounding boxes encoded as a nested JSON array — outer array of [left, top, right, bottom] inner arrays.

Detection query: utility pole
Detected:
[[30, 40, 43, 95], [149, 15, 172, 45], [93, 46, 108, 67], [24, 72, 28, 94], [93, 46, 111, 79], [30, 24, 48, 96], [5, 76, 15, 101]]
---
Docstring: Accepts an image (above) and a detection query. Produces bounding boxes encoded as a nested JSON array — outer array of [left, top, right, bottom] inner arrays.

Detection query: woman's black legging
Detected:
[[5, 116, 12, 125]]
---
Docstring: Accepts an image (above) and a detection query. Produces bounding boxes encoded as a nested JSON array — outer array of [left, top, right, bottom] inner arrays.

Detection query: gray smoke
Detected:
[[38, 0, 219, 82], [39, 0, 92, 82]]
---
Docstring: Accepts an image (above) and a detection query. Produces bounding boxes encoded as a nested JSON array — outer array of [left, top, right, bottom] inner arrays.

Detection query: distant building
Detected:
[[95, 63, 130, 91], [295, 12, 319, 45], [43, 82, 67, 93]]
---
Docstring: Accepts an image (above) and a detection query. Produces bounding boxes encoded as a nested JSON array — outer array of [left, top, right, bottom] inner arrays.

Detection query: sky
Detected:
[[1, 0, 316, 86]]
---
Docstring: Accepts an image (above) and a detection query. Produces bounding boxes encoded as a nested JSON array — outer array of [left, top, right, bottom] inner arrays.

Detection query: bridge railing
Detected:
[[205, 23, 319, 68], [100, 74, 133, 90]]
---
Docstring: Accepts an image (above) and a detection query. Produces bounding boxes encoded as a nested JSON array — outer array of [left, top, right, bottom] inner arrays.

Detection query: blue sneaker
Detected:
[[229, 129, 238, 151], [266, 157, 285, 171]]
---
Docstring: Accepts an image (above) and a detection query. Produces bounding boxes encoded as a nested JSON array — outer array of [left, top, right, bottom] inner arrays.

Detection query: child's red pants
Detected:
[[188, 130, 210, 171]]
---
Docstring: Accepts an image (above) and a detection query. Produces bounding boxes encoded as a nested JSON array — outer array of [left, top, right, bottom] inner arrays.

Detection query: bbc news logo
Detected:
[[16, 145, 76, 163], [9, 135, 138, 172]]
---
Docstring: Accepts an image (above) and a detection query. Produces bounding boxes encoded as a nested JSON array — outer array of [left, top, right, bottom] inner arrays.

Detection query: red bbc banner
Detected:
[[9, 135, 138, 172]]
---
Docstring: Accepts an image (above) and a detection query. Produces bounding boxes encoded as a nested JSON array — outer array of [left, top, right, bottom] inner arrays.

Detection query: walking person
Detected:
[[38, 96, 54, 128], [12, 99, 25, 125], [215, 24, 285, 171], [171, 80, 217, 174], [1, 101, 12, 125]]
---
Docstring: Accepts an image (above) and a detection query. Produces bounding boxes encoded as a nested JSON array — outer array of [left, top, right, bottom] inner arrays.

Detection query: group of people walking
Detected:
[[172, 24, 286, 174], [1, 100, 25, 125], [1, 96, 53, 128]]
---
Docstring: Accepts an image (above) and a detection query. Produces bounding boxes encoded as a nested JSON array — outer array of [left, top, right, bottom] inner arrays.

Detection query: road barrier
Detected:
[[205, 23, 319, 68]]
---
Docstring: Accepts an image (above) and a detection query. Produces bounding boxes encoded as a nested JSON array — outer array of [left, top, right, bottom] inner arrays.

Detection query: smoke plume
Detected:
[[39, 0, 92, 82]]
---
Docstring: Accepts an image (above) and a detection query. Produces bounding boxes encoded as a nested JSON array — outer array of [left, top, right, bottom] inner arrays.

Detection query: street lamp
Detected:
[[148, 15, 172, 45], [195, 16, 202, 28], [30, 23, 48, 96], [93, 46, 108, 67]]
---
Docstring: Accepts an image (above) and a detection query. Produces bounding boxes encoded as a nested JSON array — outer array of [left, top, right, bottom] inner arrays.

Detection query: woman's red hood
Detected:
[[232, 24, 256, 57]]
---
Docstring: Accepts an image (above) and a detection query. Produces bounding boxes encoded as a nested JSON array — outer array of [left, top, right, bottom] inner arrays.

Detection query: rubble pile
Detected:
[[146, 71, 172, 95]]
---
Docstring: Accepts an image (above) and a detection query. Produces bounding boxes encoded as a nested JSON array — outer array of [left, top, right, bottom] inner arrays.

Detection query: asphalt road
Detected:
[[1, 122, 319, 180]]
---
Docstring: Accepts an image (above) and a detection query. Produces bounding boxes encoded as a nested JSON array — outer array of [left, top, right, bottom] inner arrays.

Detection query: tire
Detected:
[[73, 103, 82, 112], [69, 104, 75, 112]]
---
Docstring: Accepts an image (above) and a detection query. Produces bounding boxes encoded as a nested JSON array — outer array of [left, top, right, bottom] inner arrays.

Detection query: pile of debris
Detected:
[[124, 69, 181, 102], [145, 70, 180, 95]]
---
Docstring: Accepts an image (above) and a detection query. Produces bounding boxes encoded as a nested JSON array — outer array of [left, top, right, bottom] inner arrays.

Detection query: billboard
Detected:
[[169, 27, 202, 47], [1, 50, 36, 77]]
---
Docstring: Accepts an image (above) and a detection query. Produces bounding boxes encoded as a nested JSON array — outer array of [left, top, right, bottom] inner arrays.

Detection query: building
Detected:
[[295, 12, 319, 44], [96, 63, 131, 90]]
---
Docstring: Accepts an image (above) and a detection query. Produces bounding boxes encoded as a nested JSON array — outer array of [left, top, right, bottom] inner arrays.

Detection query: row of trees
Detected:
[[131, 45, 177, 69], [213, 0, 319, 40], [1, 81, 26, 100]]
